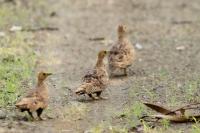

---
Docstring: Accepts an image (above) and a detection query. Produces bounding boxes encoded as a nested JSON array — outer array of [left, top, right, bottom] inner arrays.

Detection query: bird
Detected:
[[15, 72, 52, 120], [75, 50, 109, 100], [108, 25, 136, 77]]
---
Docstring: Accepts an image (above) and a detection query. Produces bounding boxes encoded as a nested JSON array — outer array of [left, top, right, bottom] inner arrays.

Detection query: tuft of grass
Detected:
[[63, 102, 88, 120], [108, 126, 128, 133], [89, 123, 105, 133], [115, 102, 147, 131], [183, 79, 200, 102], [160, 119, 170, 130]]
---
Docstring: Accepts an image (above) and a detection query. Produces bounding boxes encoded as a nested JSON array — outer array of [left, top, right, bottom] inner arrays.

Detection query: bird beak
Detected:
[[46, 73, 52, 76]]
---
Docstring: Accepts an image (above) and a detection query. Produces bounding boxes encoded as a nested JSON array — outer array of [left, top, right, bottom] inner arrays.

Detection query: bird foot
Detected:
[[123, 73, 128, 76], [38, 117, 46, 121], [99, 96, 108, 100], [93, 96, 100, 100]]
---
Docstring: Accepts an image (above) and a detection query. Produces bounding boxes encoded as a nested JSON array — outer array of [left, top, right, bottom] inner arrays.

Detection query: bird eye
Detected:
[[43, 73, 46, 76]]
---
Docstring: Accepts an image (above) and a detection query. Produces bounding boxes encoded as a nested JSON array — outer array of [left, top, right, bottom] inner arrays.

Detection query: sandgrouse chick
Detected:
[[75, 50, 109, 100], [15, 72, 52, 120], [108, 25, 136, 76]]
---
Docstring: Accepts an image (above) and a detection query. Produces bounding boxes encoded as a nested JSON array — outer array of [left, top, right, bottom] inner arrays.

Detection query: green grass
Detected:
[[0, 0, 52, 108], [0, 32, 36, 107]]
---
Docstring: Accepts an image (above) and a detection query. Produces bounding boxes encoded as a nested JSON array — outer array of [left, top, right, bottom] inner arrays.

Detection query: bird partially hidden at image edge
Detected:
[[75, 50, 109, 100], [15, 72, 52, 120], [108, 25, 136, 76]]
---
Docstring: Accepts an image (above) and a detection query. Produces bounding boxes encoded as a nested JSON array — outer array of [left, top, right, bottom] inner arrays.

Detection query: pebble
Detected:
[[0, 32, 6, 37], [135, 43, 143, 50], [0, 109, 7, 119], [176, 46, 185, 51], [10, 25, 22, 32]]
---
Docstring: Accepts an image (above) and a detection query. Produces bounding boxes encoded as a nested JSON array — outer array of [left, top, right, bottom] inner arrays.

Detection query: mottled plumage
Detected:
[[75, 50, 109, 100], [108, 25, 136, 76], [15, 72, 52, 120]]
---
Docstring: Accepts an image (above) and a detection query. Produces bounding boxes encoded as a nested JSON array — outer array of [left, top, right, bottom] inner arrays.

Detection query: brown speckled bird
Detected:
[[15, 72, 52, 120], [108, 25, 136, 76], [75, 50, 109, 100]]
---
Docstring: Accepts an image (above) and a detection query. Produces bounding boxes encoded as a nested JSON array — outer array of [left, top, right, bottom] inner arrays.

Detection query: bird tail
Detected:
[[15, 98, 30, 109], [75, 84, 87, 95], [76, 81, 103, 95], [15, 97, 42, 112], [75, 82, 95, 95]]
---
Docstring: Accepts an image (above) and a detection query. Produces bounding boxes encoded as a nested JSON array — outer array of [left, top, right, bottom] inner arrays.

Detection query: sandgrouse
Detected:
[[108, 25, 136, 76], [15, 72, 52, 120], [75, 50, 109, 100]]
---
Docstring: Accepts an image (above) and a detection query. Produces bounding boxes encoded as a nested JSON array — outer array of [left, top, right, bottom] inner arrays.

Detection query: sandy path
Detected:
[[32, 0, 136, 132]]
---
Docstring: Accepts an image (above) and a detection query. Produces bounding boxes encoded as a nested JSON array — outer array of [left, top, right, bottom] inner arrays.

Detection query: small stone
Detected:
[[0, 110, 7, 119], [10, 25, 22, 32], [138, 58, 142, 62], [135, 43, 143, 50], [176, 46, 185, 51], [0, 32, 6, 37]]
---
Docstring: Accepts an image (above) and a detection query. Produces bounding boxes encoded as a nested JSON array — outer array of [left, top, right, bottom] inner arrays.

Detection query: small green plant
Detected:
[[108, 126, 128, 133], [183, 79, 200, 102], [191, 124, 200, 133], [89, 123, 105, 133], [161, 119, 170, 129], [63, 102, 88, 120]]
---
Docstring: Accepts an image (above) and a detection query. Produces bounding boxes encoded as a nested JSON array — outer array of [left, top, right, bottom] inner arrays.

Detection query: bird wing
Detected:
[[109, 42, 135, 68], [76, 67, 108, 94], [25, 87, 39, 98], [83, 68, 99, 82], [15, 95, 47, 112], [76, 79, 104, 94]]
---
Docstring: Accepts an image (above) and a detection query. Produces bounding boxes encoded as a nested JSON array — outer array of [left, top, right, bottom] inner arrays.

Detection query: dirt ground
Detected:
[[1, 0, 200, 132]]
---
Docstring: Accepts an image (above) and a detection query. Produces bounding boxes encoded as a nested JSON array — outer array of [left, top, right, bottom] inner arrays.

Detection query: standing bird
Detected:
[[15, 72, 52, 120], [75, 50, 109, 100], [108, 25, 136, 76]]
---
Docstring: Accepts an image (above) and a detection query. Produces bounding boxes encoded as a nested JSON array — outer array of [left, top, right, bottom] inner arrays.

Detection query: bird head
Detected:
[[38, 72, 52, 82], [98, 50, 108, 59], [118, 25, 127, 37]]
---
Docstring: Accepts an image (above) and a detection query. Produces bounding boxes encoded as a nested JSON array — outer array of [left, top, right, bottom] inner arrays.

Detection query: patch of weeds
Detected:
[[89, 123, 105, 133], [183, 79, 200, 102], [89, 122, 128, 133], [63, 102, 88, 120], [0, 32, 36, 107], [115, 102, 147, 131], [160, 119, 170, 130], [159, 68, 169, 80], [190, 117, 200, 133], [141, 120, 153, 133], [108, 126, 128, 133], [191, 124, 200, 133]]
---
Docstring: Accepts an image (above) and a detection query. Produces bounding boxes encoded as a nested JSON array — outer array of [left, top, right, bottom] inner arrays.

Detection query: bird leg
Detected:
[[88, 94, 99, 100], [123, 68, 127, 76], [96, 91, 108, 100], [27, 110, 34, 120], [36, 108, 44, 120]]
